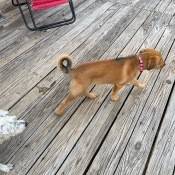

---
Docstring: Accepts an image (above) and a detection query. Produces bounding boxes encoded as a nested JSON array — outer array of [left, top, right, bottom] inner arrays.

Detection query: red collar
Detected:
[[138, 55, 143, 72]]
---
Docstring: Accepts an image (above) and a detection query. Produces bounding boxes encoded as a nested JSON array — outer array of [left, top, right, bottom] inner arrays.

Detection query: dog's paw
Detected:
[[55, 108, 63, 116], [1, 164, 14, 172], [87, 92, 99, 99], [139, 83, 147, 89], [111, 95, 120, 101]]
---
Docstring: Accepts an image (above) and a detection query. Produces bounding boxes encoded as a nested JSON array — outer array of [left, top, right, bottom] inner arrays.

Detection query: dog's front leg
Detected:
[[0, 163, 13, 173], [130, 78, 146, 89], [111, 84, 123, 101]]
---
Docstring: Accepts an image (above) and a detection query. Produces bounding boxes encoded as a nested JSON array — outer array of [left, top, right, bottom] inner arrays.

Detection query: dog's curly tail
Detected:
[[56, 54, 73, 74]]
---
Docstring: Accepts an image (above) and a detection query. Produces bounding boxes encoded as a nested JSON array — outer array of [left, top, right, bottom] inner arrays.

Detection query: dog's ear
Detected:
[[139, 48, 152, 54], [147, 56, 159, 70], [139, 49, 147, 54]]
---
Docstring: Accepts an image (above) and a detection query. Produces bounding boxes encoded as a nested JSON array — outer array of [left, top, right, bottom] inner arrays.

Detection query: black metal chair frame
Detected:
[[12, 0, 76, 31], [12, 0, 26, 6]]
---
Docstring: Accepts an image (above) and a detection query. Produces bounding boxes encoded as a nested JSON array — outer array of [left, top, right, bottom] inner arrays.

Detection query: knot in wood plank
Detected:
[[134, 142, 142, 150]]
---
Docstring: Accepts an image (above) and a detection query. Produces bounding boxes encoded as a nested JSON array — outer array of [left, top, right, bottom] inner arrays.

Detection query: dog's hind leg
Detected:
[[55, 79, 86, 116], [0, 163, 13, 173], [111, 84, 123, 101]]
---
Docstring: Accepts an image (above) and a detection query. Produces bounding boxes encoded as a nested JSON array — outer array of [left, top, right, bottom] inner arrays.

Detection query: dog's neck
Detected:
[[137, 54, 144, 72]]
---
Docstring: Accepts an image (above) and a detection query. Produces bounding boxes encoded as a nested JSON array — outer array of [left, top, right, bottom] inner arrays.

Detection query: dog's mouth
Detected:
[[156, 62, 165, 69], [158, 63, 165, 69], [15, 121, 27, 133], [162, 63, 166, 67]]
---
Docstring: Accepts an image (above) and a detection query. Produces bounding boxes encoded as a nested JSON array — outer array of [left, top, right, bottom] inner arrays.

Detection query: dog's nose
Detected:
[[24, 122, 28, 126]]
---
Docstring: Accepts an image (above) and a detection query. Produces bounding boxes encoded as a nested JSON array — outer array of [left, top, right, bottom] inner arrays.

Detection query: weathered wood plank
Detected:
[[155, 0, 172, 13], [104, 0, 130, 5], [102, 10, 162, 58], [0, 1, 17, 21], [0, 0, 13, 8], [145, 84, 175, 175], [0, 7, 20, 27], [127, 0, 163, 11], [67, 4, 132, 60], [127, 0, 150, 8], [164, 0, 175, 16], [121, 13, 171, 54], [142, 0, 162, 11], [86, 14, 173, 175]]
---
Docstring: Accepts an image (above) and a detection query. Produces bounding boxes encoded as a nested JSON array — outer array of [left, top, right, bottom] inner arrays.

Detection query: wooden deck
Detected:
[[0, 0, 175, 174]]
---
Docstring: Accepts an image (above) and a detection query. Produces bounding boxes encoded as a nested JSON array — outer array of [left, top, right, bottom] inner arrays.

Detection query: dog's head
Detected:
[[139, 48, 165, 70], [0, 110, 27, 143]]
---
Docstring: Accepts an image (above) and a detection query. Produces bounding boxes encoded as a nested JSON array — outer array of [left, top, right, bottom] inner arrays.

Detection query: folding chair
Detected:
[[12, 0, 76, 31]]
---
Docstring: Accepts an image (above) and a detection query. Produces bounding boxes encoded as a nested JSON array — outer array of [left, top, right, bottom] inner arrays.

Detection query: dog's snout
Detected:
[[162, 62, 166, 68], [24, 122, 28, 126]]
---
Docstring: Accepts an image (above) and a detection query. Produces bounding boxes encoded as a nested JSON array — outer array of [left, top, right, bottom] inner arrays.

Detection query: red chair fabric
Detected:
[[30, 0, 68, 10]]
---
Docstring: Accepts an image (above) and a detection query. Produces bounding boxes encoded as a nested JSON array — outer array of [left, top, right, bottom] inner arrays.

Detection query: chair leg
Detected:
[[12, 0, 26, 6], [15, 0, 37, 30], [69, 0, 76, 21]]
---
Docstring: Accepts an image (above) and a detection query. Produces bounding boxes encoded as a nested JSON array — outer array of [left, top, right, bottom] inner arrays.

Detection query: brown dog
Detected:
[[55, 48, 165, 115]]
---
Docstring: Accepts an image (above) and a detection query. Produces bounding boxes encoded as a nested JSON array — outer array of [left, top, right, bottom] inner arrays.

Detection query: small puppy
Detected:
[[0, 109, 27, 173], [55, 48, 165, 115]]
